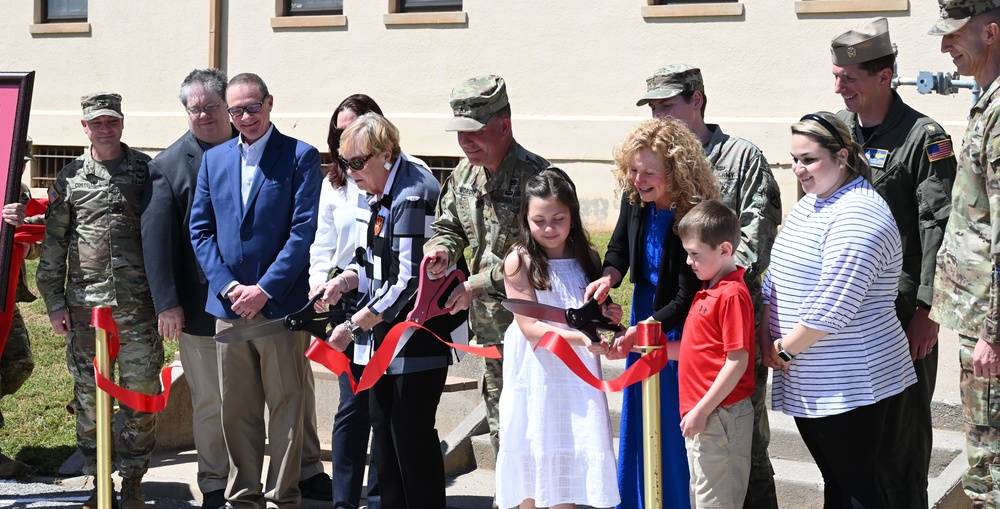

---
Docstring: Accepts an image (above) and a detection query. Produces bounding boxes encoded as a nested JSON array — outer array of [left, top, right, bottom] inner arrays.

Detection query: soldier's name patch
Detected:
[[926, 139, 954, 162], [866, 148, 888, 169]]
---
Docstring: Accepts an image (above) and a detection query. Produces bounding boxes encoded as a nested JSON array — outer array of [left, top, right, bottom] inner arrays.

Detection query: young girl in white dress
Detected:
[[496, 169, 622, 509]]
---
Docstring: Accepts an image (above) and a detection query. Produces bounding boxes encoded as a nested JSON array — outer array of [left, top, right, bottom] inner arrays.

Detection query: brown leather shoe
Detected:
[[120, 476, 145, 509]]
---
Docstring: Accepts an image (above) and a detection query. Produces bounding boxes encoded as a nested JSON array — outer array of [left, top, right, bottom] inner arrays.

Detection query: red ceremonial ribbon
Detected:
[[306, 320, 501, 394], [0, 198, 49, 357], [532, 331, 670, 392], [92, 307, 174, 413]]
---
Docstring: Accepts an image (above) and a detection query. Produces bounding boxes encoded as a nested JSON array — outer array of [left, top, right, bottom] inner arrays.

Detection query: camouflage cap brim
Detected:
[[929, 16, 970, 35], [82, 109, 124, 122], [636, 86, 684, 107], [445, 114, 491, 132]]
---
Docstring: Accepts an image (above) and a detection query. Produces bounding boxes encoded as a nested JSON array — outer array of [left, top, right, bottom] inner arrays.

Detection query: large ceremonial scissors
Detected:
[[501, 297, 624, 343], [213, 294, 351, 343]]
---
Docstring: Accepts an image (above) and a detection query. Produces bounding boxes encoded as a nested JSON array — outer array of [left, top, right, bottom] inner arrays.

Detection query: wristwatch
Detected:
[[776, 339, 795, 362], [343, 319, 364, 342]]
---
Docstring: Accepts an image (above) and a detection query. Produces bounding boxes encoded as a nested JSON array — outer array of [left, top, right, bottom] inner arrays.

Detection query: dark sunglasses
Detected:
[[338, 153, 373, 171], [227, 98, 267, 118]]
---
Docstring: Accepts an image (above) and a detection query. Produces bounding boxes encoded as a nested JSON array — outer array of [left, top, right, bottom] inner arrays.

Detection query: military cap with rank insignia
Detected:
[[930, 0, 1000, 36], [80, 92, 123, 121], [636, 64, 704, 107], [831, 17, 893, 65], [446, 75, 509, 132]]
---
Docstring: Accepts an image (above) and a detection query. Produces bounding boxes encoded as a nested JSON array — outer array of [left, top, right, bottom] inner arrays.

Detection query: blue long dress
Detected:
[[616, 206, 690, 509]]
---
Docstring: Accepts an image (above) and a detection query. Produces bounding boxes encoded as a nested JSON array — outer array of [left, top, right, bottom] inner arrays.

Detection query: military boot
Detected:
[[0, 453, 29, 479], [119, 476, 145, 509], [81, 486, 120, 509]]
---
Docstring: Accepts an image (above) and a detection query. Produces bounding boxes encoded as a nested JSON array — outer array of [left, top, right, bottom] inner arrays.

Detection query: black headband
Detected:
[[800, 114, 847, 149]]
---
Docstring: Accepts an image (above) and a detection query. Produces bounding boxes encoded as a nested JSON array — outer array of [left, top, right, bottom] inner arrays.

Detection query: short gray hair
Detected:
[[179, 68, 228, 107]]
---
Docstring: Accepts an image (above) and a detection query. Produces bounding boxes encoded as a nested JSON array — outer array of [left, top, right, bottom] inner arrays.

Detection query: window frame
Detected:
[[30, 0, 90, 35], [642, 0, 744, 19], [271, 0, 347, 28], [385, 0, 467, 26], [793, 0, 907, 14]]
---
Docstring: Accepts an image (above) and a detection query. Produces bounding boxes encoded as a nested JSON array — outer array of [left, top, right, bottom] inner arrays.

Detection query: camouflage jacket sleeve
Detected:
[[734, 150, 781, 290], [988, 114, 1000, 344], [425, 175, 471, 283], [36, 172, 72, 314], [913, 126, 957, 308]]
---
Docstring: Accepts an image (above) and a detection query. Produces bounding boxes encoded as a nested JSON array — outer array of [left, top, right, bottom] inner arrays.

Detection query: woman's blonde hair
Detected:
[[611, 117, 721, 223], [339, 112, 402, 163]]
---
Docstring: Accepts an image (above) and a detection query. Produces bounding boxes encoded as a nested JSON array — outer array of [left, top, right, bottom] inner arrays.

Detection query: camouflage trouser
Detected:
[[483, 345, 503, 455], [0, 307, 35, 431], [960, 334, 1000, 508], [65, 304, 162, 479], [744, 349, 778, 509]]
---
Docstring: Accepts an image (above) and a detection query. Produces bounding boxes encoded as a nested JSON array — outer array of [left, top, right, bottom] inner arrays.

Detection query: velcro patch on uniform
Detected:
[[926, 139, 954, 162], [47, 185, 62, 206], [866, 148, 888, 168]]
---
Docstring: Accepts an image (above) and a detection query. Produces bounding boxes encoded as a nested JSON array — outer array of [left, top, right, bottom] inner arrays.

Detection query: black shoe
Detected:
[[201, 489, 227, 509], [81, 486, 119, 509], [299, 472, 333, 501]]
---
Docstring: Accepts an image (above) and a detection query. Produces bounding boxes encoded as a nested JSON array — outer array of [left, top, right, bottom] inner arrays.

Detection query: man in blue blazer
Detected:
[[190, 72, 321, 508]]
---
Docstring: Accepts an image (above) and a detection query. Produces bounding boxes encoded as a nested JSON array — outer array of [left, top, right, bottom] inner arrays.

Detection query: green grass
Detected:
[[1, 259, 178, 474], [5, 232, 625, 475]]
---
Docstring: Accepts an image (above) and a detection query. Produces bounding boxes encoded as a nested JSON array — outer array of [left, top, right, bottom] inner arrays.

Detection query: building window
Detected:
[[652, 0, 736, 3], [643, 0, 743, 18], [44, 0, 87, 22], [398, 0, 462, 12], [31, 145, 84, 189], [286, 0, 343, 15], [413, 156, 461, 185], [794, 0, 907, 14]]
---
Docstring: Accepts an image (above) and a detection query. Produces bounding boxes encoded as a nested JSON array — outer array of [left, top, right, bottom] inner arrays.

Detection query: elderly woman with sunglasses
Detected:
[[319, 112, 467, 509], [761, 112, 916, 508]]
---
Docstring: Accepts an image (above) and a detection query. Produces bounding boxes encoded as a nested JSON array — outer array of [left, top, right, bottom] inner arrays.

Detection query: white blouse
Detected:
[[763, 176, 916, 418], [308, 176, 363, 288]]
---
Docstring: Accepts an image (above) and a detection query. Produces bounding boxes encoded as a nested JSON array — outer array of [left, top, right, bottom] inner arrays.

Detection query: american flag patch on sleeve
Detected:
[[926, 139, 954, 162]]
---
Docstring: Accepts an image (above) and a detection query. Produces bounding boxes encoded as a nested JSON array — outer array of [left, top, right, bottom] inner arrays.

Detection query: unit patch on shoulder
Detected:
[[926, 139, 954, 162], [866, 148, 888, 168]]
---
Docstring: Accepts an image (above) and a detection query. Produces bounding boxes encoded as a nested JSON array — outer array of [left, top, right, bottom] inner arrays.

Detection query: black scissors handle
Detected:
[[285, 294, 352, 339], [566, 298, 624, 344]]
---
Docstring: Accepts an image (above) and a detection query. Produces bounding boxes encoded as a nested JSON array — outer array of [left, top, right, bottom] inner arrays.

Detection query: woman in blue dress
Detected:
[[586, 118, 721, 509]]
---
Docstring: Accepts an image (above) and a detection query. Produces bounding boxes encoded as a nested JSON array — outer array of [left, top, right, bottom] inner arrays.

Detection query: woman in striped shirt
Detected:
[[761, 112, 916, 508]]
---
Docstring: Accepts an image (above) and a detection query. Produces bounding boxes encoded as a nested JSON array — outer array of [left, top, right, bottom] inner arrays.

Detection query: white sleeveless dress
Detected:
[[495, 258, 620, 509]]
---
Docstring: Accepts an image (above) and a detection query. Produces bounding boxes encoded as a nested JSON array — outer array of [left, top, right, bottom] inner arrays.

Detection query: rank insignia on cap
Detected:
[[847, 47, 857, 58], [926, 139, 954, 162]]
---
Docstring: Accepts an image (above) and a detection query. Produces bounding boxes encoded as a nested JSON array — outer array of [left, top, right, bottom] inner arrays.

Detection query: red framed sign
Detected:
[[0, 72, 35, 311]]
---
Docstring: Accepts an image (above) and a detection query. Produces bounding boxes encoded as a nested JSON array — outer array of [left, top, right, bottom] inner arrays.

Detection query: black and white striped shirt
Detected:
[[763, 176, 916, 418]]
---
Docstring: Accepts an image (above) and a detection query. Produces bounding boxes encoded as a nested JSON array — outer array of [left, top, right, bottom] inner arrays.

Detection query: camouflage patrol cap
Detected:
[[831, 18, 893, 65], [80, 92, 123, 121], [930, 0, 1000, 35], [23, 136, 34, 162], [446, 75, 509, 132], [636, 64, 704, 107]]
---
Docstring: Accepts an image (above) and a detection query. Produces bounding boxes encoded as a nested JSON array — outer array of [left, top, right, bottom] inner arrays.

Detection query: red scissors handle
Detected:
[[407, 258, 467, 324]]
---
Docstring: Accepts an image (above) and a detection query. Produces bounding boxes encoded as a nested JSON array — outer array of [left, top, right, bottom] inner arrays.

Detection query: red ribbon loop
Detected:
[[91, 307, 174, 413], [533, 331, 669, 392], [305, 320, 500, 394]]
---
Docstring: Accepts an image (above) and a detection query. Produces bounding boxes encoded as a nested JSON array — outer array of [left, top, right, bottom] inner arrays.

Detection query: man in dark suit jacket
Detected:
[[189, 72, 321, 509]]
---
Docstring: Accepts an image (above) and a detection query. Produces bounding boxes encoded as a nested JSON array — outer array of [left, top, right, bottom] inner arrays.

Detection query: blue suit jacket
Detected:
[[190, 126, 321, 320]]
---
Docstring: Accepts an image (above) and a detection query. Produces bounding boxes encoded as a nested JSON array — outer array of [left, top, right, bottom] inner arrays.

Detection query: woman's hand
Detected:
[[607, 326, 637, 360], [602, 301, 624, 325], [311, 277, 346, 311], [584, 275, 613, 303], [768, 341, 791, 373], [327, 323, 352, 352]]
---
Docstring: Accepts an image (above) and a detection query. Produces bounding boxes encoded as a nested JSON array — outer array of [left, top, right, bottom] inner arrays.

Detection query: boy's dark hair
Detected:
[[676, 199, 741, 250], [508, 168, 601, 291]]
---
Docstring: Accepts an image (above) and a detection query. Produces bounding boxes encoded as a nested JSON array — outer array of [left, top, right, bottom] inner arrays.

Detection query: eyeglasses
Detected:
[[338, 153, 373, 171], [187, 103, 221, 116], [227, 99, 267, 118]]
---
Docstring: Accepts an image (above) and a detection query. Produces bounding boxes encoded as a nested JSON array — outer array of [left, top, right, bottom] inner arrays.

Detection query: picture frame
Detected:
[[0, 71, 36, 311]]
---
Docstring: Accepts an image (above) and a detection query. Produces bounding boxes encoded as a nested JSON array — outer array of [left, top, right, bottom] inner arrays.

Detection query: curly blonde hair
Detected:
[[612, 118, 721, 224]]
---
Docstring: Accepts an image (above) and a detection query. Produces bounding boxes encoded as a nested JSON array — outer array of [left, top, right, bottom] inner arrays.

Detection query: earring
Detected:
[[839, 164, 844, 169], [384, 161, 392, 171]]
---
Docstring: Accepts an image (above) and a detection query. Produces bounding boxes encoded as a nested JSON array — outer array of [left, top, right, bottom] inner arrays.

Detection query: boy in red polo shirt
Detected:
[[671, 199, 755, 508]]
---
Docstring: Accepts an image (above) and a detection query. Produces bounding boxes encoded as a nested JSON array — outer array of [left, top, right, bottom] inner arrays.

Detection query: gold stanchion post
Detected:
[[93, 306, 114, 508], [637, 318, 664, 508]]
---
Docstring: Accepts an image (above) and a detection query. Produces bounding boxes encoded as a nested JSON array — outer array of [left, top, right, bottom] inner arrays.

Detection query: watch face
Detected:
[[778, 350, 793, 362]]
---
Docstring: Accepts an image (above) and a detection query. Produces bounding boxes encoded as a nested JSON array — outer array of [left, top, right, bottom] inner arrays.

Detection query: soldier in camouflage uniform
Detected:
[[423, 75, 550, 466], [625, 65, 782, 509], [36, 93, 162, 509], [0, 139, 35, 479], [829, 19, 957, 508], [930, 1, 1000, 506]]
